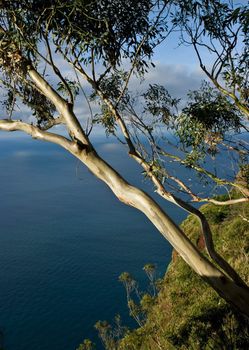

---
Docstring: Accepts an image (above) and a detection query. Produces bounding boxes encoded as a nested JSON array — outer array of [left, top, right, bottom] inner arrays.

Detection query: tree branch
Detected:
[[26, 62, 90, 145], [0, 119, 73, 151], [44, 34, 74, 105], [157, 148, 249, 198], [39, 115, 65, 130]]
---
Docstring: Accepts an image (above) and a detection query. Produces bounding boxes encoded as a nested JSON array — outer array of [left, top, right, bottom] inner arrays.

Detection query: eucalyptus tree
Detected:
[[0, 0, 248, 317]]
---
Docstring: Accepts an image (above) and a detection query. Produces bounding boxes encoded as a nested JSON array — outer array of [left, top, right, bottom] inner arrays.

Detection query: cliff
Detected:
[[118, 196, 249, 349]]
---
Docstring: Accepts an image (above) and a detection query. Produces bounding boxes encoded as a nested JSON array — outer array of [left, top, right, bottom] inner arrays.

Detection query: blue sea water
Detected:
[[0, 135, 190, 350], [0, 133, 242, 350]]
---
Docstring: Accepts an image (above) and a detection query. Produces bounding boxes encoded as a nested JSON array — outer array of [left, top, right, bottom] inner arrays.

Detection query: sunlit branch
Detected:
[[39, 115, 65, 130], [239, 214, 249, 223], [0, 119, 72, 150], [26, 62, 89, 145]]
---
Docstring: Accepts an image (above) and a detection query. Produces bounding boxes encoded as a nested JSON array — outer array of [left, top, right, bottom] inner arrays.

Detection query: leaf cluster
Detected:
[[143, 84, 180, 124], [176, 82, 241, 156], [90, 71, 131, 135], [1, 0, 160, 68]]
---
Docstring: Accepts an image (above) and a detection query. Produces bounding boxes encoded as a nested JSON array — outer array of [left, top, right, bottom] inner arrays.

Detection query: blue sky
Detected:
[[1, 0, 247, 140], [0, 35, 206, 140]]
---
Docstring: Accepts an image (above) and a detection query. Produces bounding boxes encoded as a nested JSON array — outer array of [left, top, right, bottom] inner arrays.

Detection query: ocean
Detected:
[[0, 135, 187, 350], [0, 133, 237, 350]]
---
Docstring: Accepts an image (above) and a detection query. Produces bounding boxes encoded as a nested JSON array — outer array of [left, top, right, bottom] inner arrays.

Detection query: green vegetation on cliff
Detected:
[[118, 197, 249, 350]]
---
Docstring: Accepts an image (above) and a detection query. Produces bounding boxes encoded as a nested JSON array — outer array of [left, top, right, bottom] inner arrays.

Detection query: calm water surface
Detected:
[[0, 135, 189, 350]]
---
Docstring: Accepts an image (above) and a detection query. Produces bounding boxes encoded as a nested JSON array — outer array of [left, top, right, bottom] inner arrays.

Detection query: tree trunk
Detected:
[[70, 144, 249, 317]]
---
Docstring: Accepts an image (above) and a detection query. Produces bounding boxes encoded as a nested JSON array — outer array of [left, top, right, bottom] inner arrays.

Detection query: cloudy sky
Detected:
[[0, 6, 218, 141], [1, 0, 248, 141]]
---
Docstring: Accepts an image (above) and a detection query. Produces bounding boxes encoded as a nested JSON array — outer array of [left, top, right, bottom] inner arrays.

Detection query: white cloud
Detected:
[[13, 150, 35, 157], [100, 142, 122, 152], [0, 47, 206, 142], [130, 62, 205, 99]]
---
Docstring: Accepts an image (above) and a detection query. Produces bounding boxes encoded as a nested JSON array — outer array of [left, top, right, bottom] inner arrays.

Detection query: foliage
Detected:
[[90, 71, 130, 135], [118, 267, 160, 328], [0, 0, 164, 71], [142, 84, 180, 124], [79, 264, 162, 349], [57, 79, 80, 100], [177, 82, 241, 156], [237, 164, 249, 189], [93, 104, 117, 136], [76, 339, 95, 350]]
